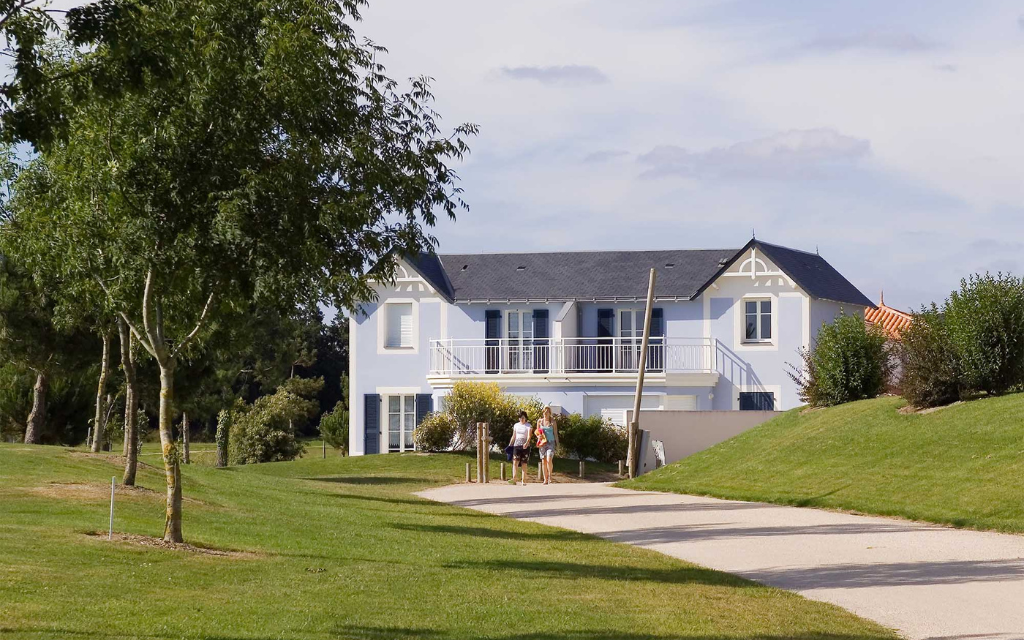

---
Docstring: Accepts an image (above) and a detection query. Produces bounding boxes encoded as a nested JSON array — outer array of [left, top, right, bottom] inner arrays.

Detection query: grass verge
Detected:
[[0, 443, 896, 639], [622, 394, 1024, 534]]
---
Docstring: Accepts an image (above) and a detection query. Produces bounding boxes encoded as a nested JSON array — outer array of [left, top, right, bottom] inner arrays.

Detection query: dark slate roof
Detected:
[[752, 241, 874, 307], [435, 249, 737, 301], [400, 240, 872, 307]]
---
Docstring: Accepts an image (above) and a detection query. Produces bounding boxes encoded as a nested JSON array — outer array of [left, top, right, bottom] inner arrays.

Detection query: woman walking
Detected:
[[537, 407, 557, 484], [509, 411, 532, 485]]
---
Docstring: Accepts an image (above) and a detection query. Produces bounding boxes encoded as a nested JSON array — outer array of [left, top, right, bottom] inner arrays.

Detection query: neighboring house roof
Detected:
[[392, 239, 873, 307], [864, 293, 913, 336]]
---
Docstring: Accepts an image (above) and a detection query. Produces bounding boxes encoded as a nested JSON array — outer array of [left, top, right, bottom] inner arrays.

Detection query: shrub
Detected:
[[229, 382, 319, 464], [412, 411, 459, 452], [898, 306, 961, 408], [789, 312, 893, 407], [556, 413, 626, 463], [442, 381, 542, 450], [944, 273, 1024, 395], [318, 401, 349, 454]]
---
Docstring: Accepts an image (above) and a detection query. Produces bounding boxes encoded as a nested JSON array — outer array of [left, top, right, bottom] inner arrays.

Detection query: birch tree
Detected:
[[6, 0, 475, 542]]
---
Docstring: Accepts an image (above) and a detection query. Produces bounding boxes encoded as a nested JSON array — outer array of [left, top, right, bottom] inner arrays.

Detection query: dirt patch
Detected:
[[898, 401, 962, 415], [28, 482, 203, 504], [85, 531, 258, 558]]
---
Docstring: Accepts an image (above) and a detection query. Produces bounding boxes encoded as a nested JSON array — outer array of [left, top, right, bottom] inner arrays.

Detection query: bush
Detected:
[[789, 312, 893, 407], [413, 411, 459, 452], [229, 380, 320, 464], [898, 306, 961, 408], [442, 381, 542, 450], [319, 401, 349, 454], [556, 413, 627, 463], [944, 273, 1024, 395]]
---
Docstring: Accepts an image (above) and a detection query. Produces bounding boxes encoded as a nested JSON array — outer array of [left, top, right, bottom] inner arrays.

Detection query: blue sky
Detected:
[[358, 0, 1024, 310]]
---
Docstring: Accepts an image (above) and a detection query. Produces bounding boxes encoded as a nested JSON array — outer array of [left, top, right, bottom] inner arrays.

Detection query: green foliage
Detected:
[[789, 312, 893, 407], [412, 411, 459, 452], [215, 408, 230, 467], [228, 382, 319, 465], [441, 381, 542, 450], [319, 401, 349, 453], [944, 273, 1024, 395], [555, 413, 627, 464], [898, 306, 961, 408], [0, 363, 30, 441]]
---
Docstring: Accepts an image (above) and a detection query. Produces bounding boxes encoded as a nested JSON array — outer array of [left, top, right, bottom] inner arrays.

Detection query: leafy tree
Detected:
[[788, 312, 894, 407], [944, 273, 1024, 396], [229, 377, 323, 465], [7, 0, 474, 542], [318, 401, 348, 454], [898, 306, 961, 408]]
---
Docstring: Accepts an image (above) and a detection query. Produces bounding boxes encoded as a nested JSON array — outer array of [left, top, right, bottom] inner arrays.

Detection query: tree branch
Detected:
[[171, 290, 215, 357], [140, 270, 166, 361], [94, 274, 157, 358]]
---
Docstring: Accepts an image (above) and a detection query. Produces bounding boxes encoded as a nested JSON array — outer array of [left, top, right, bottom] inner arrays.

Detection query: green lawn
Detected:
[[0, 444, 895, 640], [623, 394, 1024, 534]]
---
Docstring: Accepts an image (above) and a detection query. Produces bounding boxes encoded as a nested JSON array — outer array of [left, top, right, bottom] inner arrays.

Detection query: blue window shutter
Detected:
[[597, 309, 614, 338], [739, 392, 775, 411], [650, 308, 664, 337], [364, 394, 381, 454], [485, 310, 501, 373], [649, 308, 665, 372], [415, 394, 432, 425], [532, 310, 549, 373]]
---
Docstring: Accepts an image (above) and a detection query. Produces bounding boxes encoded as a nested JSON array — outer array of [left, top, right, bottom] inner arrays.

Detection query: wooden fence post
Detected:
[[618, 460, 624, 477], [500, 462, 505, 481], [538, 459, 543, 480], [483, 423, 491, 483], [579, 460, 585, 479], [466, 463, 471, 483]]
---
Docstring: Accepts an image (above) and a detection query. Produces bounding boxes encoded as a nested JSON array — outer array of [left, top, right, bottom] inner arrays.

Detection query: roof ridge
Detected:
[[438, 248, 740, 257], [754, 239, 820, 257]]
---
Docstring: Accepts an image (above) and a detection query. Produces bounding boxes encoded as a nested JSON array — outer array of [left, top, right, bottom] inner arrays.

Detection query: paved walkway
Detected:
[[419, 482, 1024, 640]]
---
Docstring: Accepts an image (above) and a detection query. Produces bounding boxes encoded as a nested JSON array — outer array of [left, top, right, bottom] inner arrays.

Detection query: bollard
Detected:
[[108, 476, 115, 540], [579, 460, 585, 479], [538, 459, 543, 480], [618, 460, 624, 477], [466, 463, 471, 483], [500, 462, 505, 481]]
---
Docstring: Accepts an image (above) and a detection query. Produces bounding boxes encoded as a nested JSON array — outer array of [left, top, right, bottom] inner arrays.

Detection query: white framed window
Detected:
[[505, 309, 534, 371], [387, 394, 416, 452], [378, 300, 418, 353], [743, 298, 772, 343]]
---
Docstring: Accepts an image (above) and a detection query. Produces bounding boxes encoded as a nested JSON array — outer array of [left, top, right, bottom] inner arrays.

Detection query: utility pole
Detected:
[[627, 268, 656, 479]]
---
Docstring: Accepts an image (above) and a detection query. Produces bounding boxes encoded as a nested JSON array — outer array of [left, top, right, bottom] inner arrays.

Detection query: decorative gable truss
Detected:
[[717, 247, 796, 290]]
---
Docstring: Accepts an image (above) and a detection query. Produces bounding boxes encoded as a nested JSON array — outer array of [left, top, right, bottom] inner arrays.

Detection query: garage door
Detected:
[[584, 395, 661, 426], [664, 395, 697, 411]]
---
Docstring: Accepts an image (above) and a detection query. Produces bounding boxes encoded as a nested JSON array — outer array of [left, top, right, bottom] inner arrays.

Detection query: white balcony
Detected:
[[427, 337, 719, 388]]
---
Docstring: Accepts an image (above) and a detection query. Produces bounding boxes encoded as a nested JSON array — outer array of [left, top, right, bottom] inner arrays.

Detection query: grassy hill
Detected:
[[624, 394, 1024, 534], [0, 444, 895, 640]]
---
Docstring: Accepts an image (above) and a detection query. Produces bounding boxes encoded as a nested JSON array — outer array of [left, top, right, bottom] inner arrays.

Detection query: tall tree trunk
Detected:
[[23, 371, 47, 444], [119, 319, 140, 486], [182, 412, 190, 464], [91, 330, 112, 453], [159, 362, 183, 542]]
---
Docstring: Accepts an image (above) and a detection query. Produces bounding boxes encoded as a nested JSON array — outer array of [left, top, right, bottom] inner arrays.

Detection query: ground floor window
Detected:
[[388, 395, 416, 452], [739, 391, 775, 411]]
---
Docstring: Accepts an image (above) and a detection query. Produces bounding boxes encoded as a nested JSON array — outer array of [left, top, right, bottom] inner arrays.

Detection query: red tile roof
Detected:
[[865, 293, 912, 337]]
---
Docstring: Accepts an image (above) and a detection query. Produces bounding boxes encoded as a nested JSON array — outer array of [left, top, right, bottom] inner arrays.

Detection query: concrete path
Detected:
[[419, 482, 1024, 640]]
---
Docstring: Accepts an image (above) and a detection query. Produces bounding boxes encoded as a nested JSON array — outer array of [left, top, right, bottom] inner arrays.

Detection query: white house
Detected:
[[347, 239, 872, 455]]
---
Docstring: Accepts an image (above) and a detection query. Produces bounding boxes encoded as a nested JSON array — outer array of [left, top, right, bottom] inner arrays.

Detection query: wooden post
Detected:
[[579, 460, 585, 479], [108, 476, 115, 540], [323, 439, 326, 459], [483, 423, 491, 483], [500, 462, 506, 481], [476, 423, 484, 483], [538, 459, 543, 480], [618, 460, 624, 477], [627, 268, 657, 479], [465, 462, 471, 483], [87, 427, 92, 449]]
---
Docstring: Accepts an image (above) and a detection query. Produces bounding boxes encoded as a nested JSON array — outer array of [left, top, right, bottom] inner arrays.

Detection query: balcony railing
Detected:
[[429, 337, 716, 377]]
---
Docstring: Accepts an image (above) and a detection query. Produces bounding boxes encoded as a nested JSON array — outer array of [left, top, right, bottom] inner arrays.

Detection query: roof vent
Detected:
[[516, 266, 526, 271], [718, 258, 729, 266], [665, 263, 675, 268], [461, 265, 468, 271]]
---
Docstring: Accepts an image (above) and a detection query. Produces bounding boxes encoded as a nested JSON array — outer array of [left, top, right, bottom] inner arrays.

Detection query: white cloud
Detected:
[[499, 65, 608, 86], [582, 149, 629, 163], [637, 129, 870, 179]]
